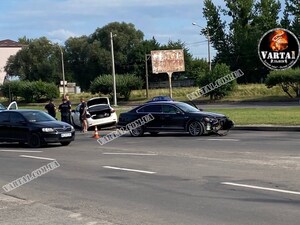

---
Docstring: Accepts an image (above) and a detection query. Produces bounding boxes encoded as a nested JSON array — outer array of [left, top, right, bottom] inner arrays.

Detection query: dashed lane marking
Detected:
[[19, 155, 56, 161], [0, 150, 43, 153], [103, 166, 156, 174], [222, 182, 300, 195], [102, 152, 157, 156]]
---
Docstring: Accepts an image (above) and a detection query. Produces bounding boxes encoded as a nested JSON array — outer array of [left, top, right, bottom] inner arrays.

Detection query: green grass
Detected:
[[113, 107, 300, 126], [2, 84, 299, 125], [130, 84, 290, 102], [205, 107, 300, 125], [16, 104, 300, 126]]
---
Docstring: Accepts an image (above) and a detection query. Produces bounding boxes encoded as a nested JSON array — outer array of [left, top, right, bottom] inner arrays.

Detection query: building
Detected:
[[0, 39, 23, 85]]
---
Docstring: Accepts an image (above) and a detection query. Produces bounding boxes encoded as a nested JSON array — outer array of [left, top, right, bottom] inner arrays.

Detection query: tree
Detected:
[[202, 0, 281, 83], [265, 68, 300, 98], [90, 74, 143, 100], [89, 22, 144, 74], [196, 63, 236, 100], [64, 36, 98, 91], [282, 0, 300, 67], [5, 37, 63, 83], [65, 22, 146, 90]]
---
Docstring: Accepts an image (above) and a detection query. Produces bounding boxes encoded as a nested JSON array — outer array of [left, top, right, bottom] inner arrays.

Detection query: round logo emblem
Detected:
[[258, 28, 300, 70]]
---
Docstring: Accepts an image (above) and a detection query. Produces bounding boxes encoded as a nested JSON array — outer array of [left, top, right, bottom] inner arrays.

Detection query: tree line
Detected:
[[3, 0, 300, 100]]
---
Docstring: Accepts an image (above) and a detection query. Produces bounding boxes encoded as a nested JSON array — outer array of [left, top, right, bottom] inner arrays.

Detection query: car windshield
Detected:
[[21, 111, 56, 122], [175, 102, 200, 113]]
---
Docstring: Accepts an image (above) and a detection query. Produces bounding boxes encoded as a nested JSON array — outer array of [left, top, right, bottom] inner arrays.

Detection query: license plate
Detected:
[[61, 133, 72, 138]]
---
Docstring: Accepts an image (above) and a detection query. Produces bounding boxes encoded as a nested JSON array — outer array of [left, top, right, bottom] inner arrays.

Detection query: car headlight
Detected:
[[70, 125, 75, 131], [204, 117, 211, 122], [42, 128, 55, 132]]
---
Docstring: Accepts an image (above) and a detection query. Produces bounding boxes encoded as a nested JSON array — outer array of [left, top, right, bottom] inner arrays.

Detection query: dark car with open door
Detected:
[[0, 110, 75, 147]]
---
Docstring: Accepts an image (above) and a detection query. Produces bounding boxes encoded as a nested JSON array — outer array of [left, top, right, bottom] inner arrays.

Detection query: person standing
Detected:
[[64, 95, 72, 123], [79, 98, 88, 132], [45, 99, 56, 118], [58, 98, 71, 124]]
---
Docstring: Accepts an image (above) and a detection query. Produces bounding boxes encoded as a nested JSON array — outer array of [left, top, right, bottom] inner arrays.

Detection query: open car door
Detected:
[[7, 101, 18, 110]]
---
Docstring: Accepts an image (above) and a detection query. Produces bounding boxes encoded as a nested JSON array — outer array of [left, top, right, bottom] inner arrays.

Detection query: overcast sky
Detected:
[[0, 0, 284, 59]]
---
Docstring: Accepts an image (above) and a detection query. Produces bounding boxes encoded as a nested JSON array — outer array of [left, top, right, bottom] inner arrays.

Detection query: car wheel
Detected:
[[60, 141, 71, 146], [130, 126, 144, 137], [28, 133, 41, 148], [188, 121, 204, 136], [149, 132, 159, 136]]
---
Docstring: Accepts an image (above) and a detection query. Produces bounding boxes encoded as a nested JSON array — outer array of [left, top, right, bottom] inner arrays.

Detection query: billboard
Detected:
[[151, 49, 185, 74]]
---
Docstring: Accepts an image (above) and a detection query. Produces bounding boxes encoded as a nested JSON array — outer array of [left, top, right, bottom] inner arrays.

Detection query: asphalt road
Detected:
[[0, 130, 300, 225]]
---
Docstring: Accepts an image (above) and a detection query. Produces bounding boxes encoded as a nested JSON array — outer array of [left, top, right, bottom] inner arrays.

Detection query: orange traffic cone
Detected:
[[93, 126, 100, 138]]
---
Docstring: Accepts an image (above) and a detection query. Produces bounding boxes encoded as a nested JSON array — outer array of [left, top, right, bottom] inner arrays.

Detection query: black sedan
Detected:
[[117, 101, 234, 137], [0, 110, 75, 147]]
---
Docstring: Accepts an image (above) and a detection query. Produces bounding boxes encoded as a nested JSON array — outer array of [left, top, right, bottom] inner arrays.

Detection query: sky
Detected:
[[0, 0, 285, 59]]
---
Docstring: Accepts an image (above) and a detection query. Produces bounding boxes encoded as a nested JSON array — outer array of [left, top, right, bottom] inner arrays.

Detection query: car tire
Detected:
[[130, 126, 144, 137], [28, 133, 41, 148], [60, 141, 71, 146], [188, 121, 204, 136]]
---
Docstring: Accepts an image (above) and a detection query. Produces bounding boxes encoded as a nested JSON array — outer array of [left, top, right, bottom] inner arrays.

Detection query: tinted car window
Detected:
[[0, 103, 6, 110], [0, 112, 10, 123], [10, 112, 25, 123], [138, 105, 162, 113], [162, 105, 180, 114], [176, 102, 200, 113]]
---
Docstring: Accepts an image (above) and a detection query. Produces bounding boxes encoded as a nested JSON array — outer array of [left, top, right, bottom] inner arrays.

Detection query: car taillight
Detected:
[[111, 108, 115, 113]]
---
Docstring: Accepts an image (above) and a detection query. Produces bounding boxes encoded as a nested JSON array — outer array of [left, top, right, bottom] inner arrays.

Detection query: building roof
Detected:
[[0, 39, 23, 48]]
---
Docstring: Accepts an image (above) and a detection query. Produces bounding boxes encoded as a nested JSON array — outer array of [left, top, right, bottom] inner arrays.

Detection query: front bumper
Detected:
[[42, 131, 75, 143]]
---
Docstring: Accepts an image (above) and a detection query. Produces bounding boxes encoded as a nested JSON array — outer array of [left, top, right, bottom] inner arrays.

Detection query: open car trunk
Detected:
[[88, 105, 111, 119]]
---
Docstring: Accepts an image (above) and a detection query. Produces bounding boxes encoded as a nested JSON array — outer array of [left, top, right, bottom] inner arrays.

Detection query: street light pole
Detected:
[[50, 42, 66, 96], [58, 45, 66, 96], [110, 32, 117, 106], [192, 22, 211, 71]]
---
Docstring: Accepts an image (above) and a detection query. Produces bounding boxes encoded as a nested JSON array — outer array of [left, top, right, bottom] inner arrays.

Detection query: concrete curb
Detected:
[[233, 125, 300, 132]]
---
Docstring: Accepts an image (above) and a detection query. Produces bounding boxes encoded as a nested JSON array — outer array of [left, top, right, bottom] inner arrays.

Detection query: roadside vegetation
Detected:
[[2, 83, 298, 126]]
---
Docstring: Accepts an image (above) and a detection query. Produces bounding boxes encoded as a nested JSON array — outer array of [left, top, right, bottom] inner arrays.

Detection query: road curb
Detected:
[[233, 125, 300, 132]]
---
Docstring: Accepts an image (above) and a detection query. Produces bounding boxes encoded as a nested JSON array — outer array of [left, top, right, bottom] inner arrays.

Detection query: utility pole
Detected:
[[110, 32, 117, 106], [145, 54, 151, 99], [192, 22, 211, 71]]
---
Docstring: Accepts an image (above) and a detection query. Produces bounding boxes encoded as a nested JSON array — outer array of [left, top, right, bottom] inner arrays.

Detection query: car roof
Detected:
[[0, 109, 42, 113]]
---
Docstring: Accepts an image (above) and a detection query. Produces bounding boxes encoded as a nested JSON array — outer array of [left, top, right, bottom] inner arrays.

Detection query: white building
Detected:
[[0, 39, 23, 85]]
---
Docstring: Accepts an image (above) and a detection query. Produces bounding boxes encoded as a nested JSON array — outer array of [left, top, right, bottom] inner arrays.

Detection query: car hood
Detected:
[[32, 121, 72, 128], [189, 111, 226, 118]]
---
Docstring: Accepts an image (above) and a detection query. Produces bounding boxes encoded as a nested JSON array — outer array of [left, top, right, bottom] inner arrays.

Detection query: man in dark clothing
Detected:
[[79, 98, 88, 132], [45, 99, 56, 118], [58, 98, 71, 124]]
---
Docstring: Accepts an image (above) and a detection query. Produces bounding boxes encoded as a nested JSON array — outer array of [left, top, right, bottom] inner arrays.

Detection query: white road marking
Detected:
[[0, 150, 43, 153], [19, 155, 55, 161], [222, 182, 300, 195], [102, 152, 157, 156], [199, 138, 239, 141], [103, 166, 156, 174]]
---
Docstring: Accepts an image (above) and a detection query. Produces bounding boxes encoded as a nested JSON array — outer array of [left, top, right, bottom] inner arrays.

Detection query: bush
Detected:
[[90, 74, 144, 100], [0, 80, 59, 102], [196, 63, 236, 100], [265, 68, 300, 98]]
